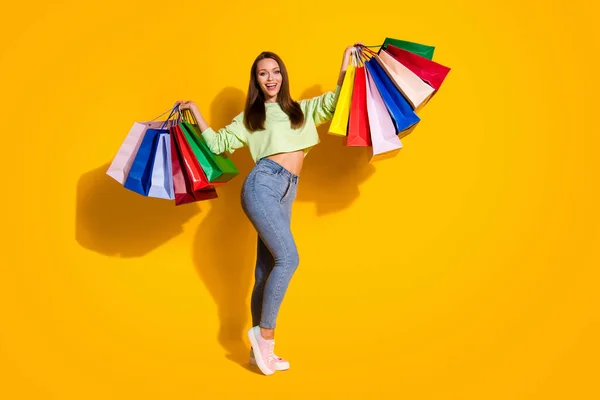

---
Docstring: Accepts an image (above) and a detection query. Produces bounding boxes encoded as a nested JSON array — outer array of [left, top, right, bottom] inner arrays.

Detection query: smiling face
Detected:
[[244, 51, 304, 131], [256, 57, 283, 103]]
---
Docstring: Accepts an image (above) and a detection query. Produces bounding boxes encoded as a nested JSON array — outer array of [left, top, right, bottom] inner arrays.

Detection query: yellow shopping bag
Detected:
[[328, 63, 356, 136]]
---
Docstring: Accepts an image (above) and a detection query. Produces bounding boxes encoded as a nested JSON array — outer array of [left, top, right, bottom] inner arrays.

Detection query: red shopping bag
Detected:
[[384, 45, 450, 91], [170, 130, 217, 206], [171, 124, 211, 192], [346, 66, 371, 147]]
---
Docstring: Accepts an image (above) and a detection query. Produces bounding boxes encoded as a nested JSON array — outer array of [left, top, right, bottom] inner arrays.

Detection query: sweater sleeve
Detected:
[[300, 85, 342, 126], [200, 113, 248, 155]]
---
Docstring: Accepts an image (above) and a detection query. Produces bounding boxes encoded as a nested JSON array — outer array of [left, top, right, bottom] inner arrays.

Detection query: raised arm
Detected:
[[177, 101, 247, 155], [337, 45, 356, 85]]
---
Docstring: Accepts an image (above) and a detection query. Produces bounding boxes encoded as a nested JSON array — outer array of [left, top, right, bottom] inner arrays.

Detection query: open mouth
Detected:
[[266, 83, 277, 90]]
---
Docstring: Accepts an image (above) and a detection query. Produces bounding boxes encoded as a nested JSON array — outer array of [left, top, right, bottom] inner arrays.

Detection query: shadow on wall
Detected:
[[294, 84, 376, 215], [75, 163, 200, 258], [75, 84, 375, 370], [191, 88, 257, 368]]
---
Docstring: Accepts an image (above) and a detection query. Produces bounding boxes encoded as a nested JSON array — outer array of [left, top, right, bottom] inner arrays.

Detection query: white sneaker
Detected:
[[250, 348, 290, 371], [247, 326, 276, 375]]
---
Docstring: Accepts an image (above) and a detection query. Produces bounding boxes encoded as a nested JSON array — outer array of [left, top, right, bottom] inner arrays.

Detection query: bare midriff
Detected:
[[266, 150, 304, 176]]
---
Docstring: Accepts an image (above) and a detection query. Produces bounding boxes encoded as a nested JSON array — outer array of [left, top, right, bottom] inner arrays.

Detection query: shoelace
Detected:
[[267, 341, 276, 362]]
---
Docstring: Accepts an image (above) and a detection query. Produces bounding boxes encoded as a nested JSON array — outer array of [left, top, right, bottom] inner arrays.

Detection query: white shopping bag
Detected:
[[365, 67, 402, 161], [377, 50, 435, 110]]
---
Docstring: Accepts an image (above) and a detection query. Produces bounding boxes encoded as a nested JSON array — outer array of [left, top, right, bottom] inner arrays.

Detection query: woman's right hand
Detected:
[[174, 100, 197, 110], [174, 100, 209, 131]]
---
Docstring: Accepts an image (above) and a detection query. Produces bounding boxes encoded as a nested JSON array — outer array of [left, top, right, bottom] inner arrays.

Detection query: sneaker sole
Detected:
[[250, 356, 290, 371], [247, 328, 275, 375]]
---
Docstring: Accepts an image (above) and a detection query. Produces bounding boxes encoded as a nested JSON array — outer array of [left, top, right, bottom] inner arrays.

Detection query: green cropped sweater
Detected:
[[200, 85, 342, 162]]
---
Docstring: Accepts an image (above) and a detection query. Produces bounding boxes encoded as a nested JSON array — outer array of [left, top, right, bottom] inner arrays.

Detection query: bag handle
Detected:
[[181, 109, 200, 126], [150, 105, 177, 122], [358, 44, 378, 57], [160, 105, 180, 130], [352, 46, 373, 67]]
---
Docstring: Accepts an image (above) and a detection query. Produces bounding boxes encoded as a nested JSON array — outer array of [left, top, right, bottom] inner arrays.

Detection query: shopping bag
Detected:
[[180, 110, 239, 183], [365, 66, 402, 161], [171, 124, 211, 192], [366, 58, 420, 138], [123, 127, 165, 195], [376, 51, 435, 110], [385, 45, 451, 91], [346, 65, 371, 147], [170, 131, 218, 206], [381, 37, 435, 60], [147, 133, 175, 200], [179, 122, 223, 185], [106, 120, 169, 184], [328, 63, 356, 136]]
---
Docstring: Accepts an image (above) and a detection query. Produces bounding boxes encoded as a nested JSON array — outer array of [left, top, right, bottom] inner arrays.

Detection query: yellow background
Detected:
[[1, 0, 599, 398]]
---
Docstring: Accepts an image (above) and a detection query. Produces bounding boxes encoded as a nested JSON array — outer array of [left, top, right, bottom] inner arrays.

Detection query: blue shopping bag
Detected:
[[123, 128, 165, 195], [366, 58, 420, 136]]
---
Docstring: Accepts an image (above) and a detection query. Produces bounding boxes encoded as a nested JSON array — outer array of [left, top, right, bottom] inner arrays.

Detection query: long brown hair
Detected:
[[243, 52, 305, 132]]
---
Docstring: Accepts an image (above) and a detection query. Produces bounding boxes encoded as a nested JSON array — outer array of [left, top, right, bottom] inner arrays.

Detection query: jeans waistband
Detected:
[[255, 158, 299, 184]]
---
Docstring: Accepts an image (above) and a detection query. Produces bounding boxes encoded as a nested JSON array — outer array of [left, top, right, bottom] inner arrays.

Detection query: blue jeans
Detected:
[[241, 158, 300, 329]]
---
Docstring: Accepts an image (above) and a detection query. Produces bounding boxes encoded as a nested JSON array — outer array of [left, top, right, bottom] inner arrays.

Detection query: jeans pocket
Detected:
[[254, 172, 286, 201], [280, 180, 295, 203]]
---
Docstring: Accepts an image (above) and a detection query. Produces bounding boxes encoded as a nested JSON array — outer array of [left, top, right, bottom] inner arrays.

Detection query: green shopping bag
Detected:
[[180, 111, 239, 183], [381, 38, 435, 60]]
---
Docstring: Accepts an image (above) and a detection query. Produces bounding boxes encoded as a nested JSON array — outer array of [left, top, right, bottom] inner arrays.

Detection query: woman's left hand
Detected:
[[345, 43, 364, 57], [344, 44, 358, 62]]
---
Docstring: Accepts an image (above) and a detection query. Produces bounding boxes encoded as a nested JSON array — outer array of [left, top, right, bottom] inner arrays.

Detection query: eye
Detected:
[[274, 70, 281, 74]]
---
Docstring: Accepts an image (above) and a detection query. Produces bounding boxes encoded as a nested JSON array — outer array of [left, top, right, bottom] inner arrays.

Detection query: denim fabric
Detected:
[[241, 158, 300, 329]]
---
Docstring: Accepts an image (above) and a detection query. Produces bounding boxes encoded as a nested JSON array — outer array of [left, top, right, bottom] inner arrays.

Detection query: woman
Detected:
[[178, 45, 355, 375]]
